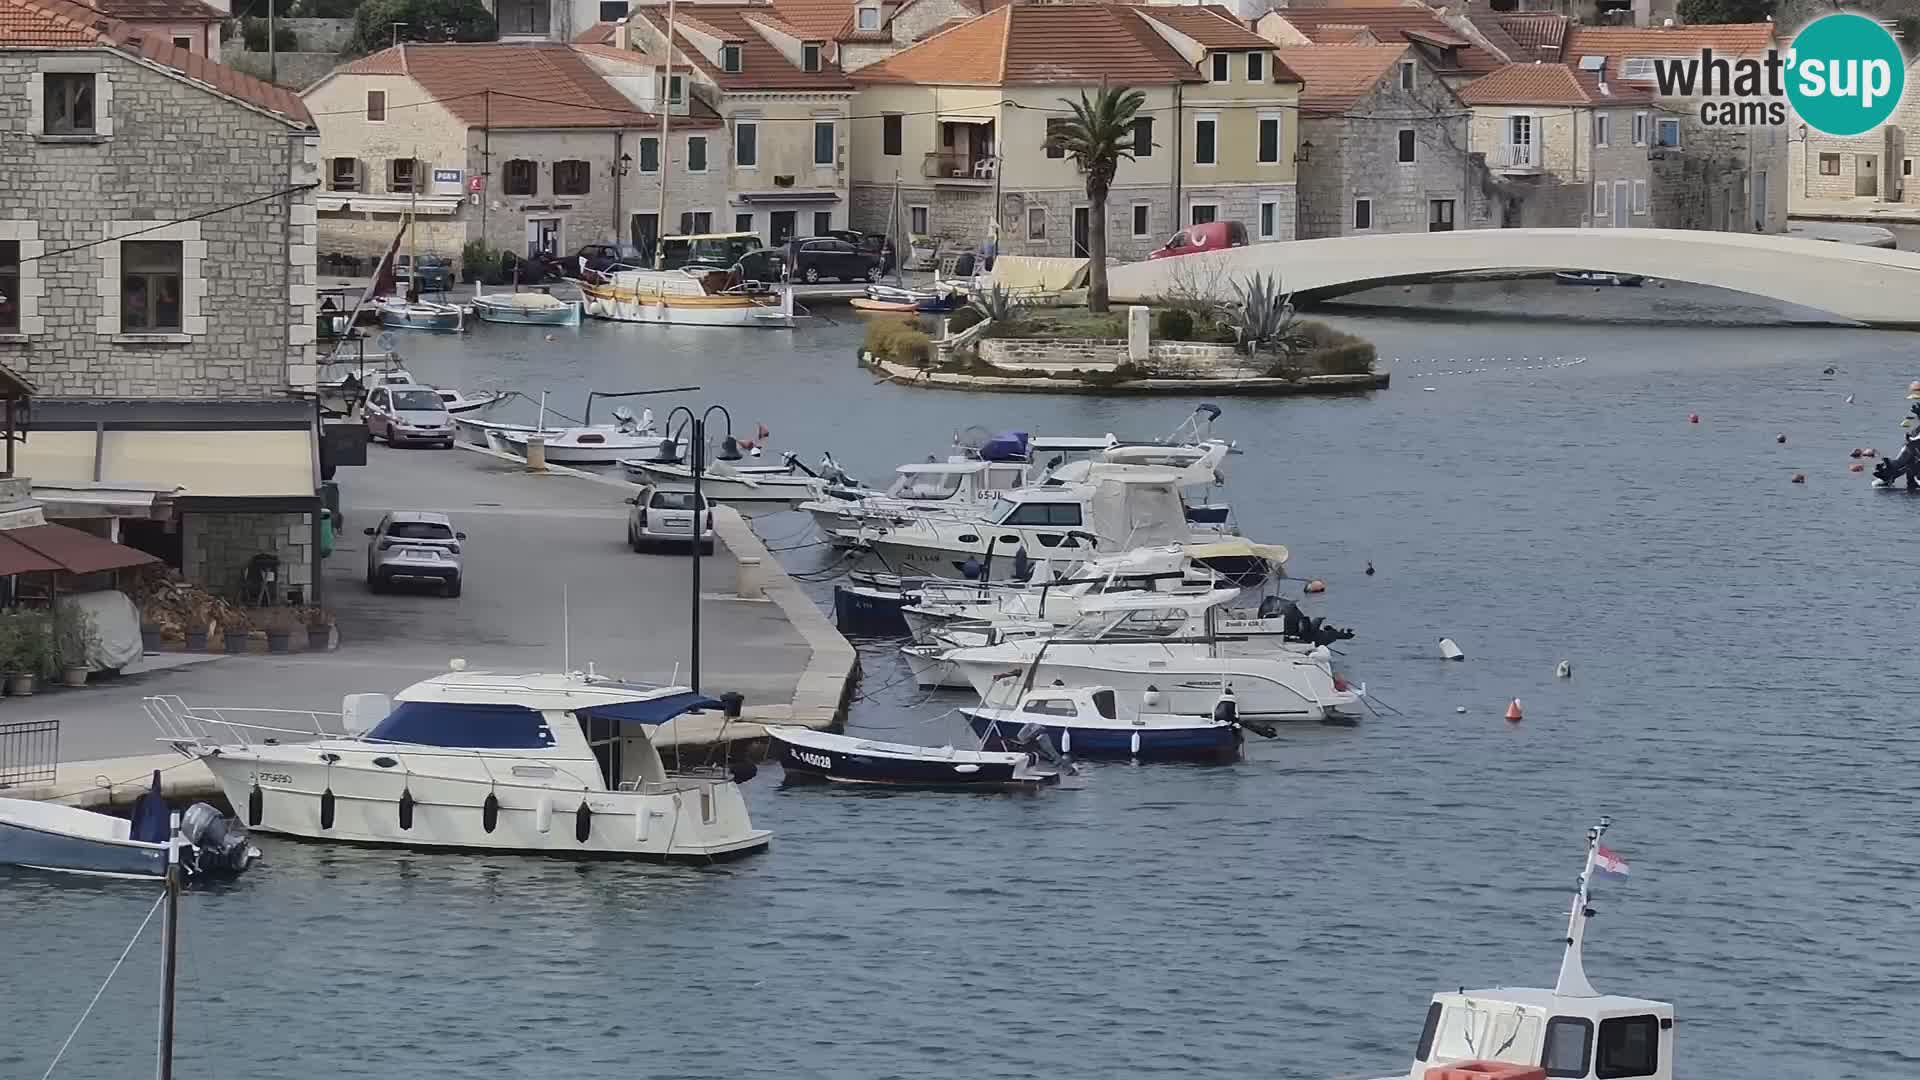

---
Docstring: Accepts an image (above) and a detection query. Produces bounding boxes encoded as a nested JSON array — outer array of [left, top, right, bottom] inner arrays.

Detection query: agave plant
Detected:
[[968, 282, 1023, 325], [1219, 272, 1304, 357]]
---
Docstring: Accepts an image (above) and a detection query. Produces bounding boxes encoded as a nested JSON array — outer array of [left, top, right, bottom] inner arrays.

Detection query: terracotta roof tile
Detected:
[[1276, 8, 1501, 74], [632, 5, 853, 90], [341, 46, 408, 74], [742, 10, 812, 40], [1315, 25, 1379, 44], [91, 0, 220, 21], [573, 19, 617, 44], [1138, 5, 1269, 50], [1566, 23, 1777, 75], [769, 0, 856, 41], [856, 4, 1198, 86], [118, 33, 314, 123], [0, 0, 107, 43], [1460, 62, 1653, 106], [342, 42, 722, 129], [1274, 42, 1407, 113], [1493, 13, 1568, 61]]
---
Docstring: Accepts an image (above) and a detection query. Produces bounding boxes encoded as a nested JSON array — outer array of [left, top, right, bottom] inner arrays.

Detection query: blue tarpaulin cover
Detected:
[[579, 691, 722, 726], [979, 431, 1029, 462]]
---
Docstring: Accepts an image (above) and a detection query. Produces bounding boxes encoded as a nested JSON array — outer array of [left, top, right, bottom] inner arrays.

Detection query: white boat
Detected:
[[494, 406, 666, 465], [1360, 818, 1673, 1080], [471, 286, 582, 326], [936, 589, 1363, 723], [766, 725, 1062, 790], [435, 388, 508, 415], [149, 665, 772, 861], [621, 453, 848, 505], [962, 683, 1254, 761], [0, 772, 257, 879], [377, 296, 466, 332], [901, 620, 1053, 688], [582, 267, 795, 328], [802, 458, 1036, 538], [899, 543, 1226, 642]]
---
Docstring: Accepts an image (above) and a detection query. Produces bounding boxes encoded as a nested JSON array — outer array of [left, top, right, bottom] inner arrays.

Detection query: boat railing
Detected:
[[147, 695, 344, 753]]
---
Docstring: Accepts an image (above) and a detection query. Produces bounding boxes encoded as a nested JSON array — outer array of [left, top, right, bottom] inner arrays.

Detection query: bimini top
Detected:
[[394, 670, 718, 720]]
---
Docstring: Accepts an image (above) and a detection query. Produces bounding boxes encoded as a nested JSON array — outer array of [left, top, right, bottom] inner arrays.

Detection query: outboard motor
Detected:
[[179, 802, 261, 877], [1257, 594, 1289, 621], [1012, 721, 1065, 767]]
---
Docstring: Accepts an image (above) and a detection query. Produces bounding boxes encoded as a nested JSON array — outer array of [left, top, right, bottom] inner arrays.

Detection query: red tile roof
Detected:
[[1566, 23, 1777, 74], [338, 42, 723, 129], [573, 19, 617, 44], [1493, 13, 1568, 61], [0, 0, 102, 42], [631, 4, 853, 90], [855, 3, 1199, 86], [1274, 42, 1407, 113], [1460, 62, 1654, 106], [1138, 5, 1269, 49], [1274, 7, 1501, 75], [1314, 25, 1380, 44], [91, 0, 220, 21], [769, 0, 856, 40]]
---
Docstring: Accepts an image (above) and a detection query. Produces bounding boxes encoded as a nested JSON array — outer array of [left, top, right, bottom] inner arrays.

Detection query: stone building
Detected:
[[849, 3, 1303, 260], [2, 0, 327, 603], [1796, 54, 1920, 206], [1461, 62, 1658, 228], [1278, 44, 1485, 237], [305, 42, 728, 264], [92, 0, 227, 61]]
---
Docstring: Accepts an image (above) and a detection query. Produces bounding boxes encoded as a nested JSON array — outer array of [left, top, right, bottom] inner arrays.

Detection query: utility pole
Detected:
[[481, 90, 491, 253], [652, 0, 679, 268], [267, 0, 276, 84]]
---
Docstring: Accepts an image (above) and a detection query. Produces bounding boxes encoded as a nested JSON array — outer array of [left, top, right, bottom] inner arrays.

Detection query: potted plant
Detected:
[[6, 611, 47, 696], [266, 609, 294, 654], [139, 617, 162, 652], [460, 240, 494, 284], [306, 610, 334, 651], [222, 613, 252, 655], [0, 616, 18, 697], [53, 605, 98, 688], [185, 620, 209, 652]]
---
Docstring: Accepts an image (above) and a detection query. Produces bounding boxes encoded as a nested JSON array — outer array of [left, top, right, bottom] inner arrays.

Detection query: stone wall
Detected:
[[1297, 60, 1480, 238], [225, 50, 341, 92], [1803, 120, 1917, 205], [183, 511, 315, 604], [978, 337, 1249, 374]]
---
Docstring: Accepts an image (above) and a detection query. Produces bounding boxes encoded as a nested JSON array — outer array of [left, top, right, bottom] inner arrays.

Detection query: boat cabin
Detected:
[[1407, 988, 1673, 1080], [1054, 587, 1241, 642], [885, 461, 1028, 504]]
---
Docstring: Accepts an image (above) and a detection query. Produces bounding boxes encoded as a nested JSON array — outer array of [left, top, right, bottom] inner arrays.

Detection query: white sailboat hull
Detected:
[[948, 644, 1359, 722]]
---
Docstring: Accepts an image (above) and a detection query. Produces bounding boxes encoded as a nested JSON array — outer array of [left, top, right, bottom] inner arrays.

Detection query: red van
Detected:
[[1147, 220, 1250, 260]]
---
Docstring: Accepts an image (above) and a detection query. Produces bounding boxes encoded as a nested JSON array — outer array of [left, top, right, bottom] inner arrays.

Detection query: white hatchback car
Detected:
[[626, 486, 714, 553]]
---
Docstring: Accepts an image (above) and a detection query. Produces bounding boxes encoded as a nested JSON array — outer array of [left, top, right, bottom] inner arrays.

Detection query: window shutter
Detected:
[[357, 158, 367, 192]]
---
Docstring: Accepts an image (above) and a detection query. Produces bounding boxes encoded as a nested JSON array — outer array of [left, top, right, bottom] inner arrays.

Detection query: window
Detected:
[[1632, 111, 1647, 146], [553, 159, 590, 195], [909, 205, 928, 234], [1131, 116, 1153, 157], [721, 43, 742, 72], [1621, 57, 1656, 80], [599, 0, 628, 19], [368, 702, 555, 750], [1353, 198, 1372, 230], [1593, 112, 1610, 147], [44, 72, 96, 135], [1595, 1015, 1660, 1079], [365, 89, 385, 122], [0, 242, 17, 332], [1210, 52, 1229, 81], [813, 120, 835, 166], [685, 135, 705, 173], [1655, 118, 1680, 148], [1259, 114, 1281, 164], [1132, 203, 1150, 238], [1021, 698, 1077, 717], [882, 113, 902, 155], [856, 4, 878, 30], [1817, 153, 1841, 175], [1194, 115, 1216, 165], [1258, 200, 1278, 239], [1026, 206, 1047, 240], [387, 157, 418, 193], [1906, 159, 1914, 176], [1003, 503, 1081, 526], [640, 137, 660, 173], [1045, 117, 1067, 159], [1247, 51, 1264, 82], [171, 34, 193, 50], [329, 157, 361, 192], [803, 42, 821, 71], [1399, 60, 1415, 90], [1541, 1017, 1593, 1078], [663, 74, 683, 104], [814, 211, 832, 235], [1189, 202, 1216, 225], [735, 119, 758, 168], [1428, 198, 1454, 231], [121, 241, 182, 332], [1397, 128, 1416, 163], [735, 212, 754, 233], [504, 159, 536, 195], [680, 211, 695, 234], [1414, 1004, 1442, 1061], [1593, 180, 1609, 217], [1633, 179, 1648, 214]]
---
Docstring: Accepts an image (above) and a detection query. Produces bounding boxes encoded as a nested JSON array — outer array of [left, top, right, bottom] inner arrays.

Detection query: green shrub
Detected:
[[1154, 307, 1195, 341], [863, 317, 933, 365], [947, 306, 984, 333]]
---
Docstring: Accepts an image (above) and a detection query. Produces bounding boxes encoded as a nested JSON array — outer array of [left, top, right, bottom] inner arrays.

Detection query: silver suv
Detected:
[[627, 487, 714, 553], [365, 511, 466, 596], [365, 384, 455, 448]]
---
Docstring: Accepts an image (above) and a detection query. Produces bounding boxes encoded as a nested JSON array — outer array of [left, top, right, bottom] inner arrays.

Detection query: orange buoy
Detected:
[[1791, 473, 1806, 484], [1688, 413, 1700, 424], [1866, 448, 1879, 458], [1304, 579, 1327, 594], [1504, 698, 1523, 722]]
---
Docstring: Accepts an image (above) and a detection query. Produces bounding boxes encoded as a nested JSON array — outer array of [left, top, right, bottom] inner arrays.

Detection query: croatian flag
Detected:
[[1592, 845, 1630, 881]]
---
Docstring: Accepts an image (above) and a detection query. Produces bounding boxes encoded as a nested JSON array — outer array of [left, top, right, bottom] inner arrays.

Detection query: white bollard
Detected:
[[736, 556, 764, 599], [1127, 305, 1150, 362], [525, 435, 548, 471]]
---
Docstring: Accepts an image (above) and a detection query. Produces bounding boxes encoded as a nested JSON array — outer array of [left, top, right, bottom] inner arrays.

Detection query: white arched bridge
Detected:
[[1104, 228, 1920, 328]]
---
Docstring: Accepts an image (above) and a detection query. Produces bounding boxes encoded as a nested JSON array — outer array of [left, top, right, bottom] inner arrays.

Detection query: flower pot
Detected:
[[307, 626, 332, 651], [61, 666, 88, 688], [185, 631, 208, 652], [267, 631, 292, 654], [223, 631, 251, 654], [140, 624, 162, 652], [8, 673, 36, 696]]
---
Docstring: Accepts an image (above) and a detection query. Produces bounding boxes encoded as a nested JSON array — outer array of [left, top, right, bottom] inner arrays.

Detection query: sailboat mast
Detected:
[[652, 0, 678, 269], [156, 812, 181, 1080], [408, 144, 419, 297]]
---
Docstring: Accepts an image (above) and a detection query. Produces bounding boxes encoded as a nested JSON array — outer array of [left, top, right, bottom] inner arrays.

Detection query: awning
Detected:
[[580, 691, 722, 726], [1185, 539, 1289, 567], [937, 113, 995, 125], [18, 429, 315, 503], [31, 483, 180, 520], [737, 191, 842, 204], [318, 195, 463, 216], [0, 523, 159, 574]]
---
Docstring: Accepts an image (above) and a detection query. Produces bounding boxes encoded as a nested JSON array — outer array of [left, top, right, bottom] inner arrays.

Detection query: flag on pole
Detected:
[[1592, 845, 1630, 880]]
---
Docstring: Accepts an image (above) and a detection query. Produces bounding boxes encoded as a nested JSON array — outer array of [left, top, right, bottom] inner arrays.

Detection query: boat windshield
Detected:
[[1059, 606, 1194, 640], [391, 390, 446, 411], [888, 470, 965, 500], [365, 701, 554, 749]]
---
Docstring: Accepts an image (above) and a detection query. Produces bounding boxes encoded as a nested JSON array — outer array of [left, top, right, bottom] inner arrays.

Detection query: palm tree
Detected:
[[1047, 84, 1146, 314]]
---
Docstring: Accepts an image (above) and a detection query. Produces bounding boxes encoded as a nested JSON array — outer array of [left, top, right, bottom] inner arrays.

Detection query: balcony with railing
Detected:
[[1487, 141, 1544, 174], [923, 151, 998, 185]]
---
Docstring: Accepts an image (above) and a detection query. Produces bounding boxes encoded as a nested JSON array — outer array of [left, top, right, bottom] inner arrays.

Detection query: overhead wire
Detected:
[[16, 183, 319, 267], [39, 891, 165, 1080]]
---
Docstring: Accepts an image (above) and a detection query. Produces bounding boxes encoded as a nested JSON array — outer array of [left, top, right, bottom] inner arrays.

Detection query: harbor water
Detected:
[[4, 281, 1918, 1079]]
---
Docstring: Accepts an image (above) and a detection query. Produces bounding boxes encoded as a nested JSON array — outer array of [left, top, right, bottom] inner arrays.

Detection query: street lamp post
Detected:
[[660, 405, 740, 692]]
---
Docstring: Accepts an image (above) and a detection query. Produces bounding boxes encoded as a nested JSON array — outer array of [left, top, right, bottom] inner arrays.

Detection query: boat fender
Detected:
[[1129, 731, 1140, 756], [1142, 685, 1162, 711], [1060, 729, 1071, 755], [398, 787, 415, 830], [1439, 638, 1465, 661], [575, 800, 593, 844], [730, 760, 758, 785], [320, 787, 336, 830], [247, 782, 263, 827], [1555, 659, 1572, 678], [536, 797, 553, 834], [1213, 691, 1239, 725], [482, 792, 500, 833]]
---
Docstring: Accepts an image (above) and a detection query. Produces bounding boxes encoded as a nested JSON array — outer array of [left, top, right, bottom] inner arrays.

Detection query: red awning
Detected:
[[0, 524, 161, 574]]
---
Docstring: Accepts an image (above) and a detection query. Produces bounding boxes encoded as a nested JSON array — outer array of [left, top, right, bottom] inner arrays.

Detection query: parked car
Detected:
[[364, 384, 455, 448], [736, 247, 788, 287], [365, 511, 465, 596], [659, 232, 763, 272], [626, 487, 714, 553], [393, 254, 453, 292], [567, 243, 647, 278], [786, 238, 885, 284], [1147, 221, 1249, 260]]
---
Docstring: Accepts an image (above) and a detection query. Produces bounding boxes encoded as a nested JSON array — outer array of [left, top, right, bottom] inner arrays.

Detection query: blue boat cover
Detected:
[[979, 431, 1030, 462], [129, 770, 169, 844], [368, 701, 557, 749], [579, 691, 722, 726]]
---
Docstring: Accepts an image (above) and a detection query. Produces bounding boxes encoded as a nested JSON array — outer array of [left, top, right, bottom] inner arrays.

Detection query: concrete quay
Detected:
[[3, 443, 856, 809]]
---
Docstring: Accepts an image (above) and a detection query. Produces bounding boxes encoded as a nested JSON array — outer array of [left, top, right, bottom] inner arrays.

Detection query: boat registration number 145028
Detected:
[[792, 751, 833, 770]]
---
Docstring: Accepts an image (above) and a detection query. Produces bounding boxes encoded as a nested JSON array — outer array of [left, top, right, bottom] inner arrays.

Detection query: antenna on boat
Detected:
[[562, 582, 571, 674], [1555, 815, 1612, 998]]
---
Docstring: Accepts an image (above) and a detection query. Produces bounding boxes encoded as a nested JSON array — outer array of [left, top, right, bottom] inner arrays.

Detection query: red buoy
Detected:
[[1504, 698, 1523, 722], [1849, 463, 1865, 472], [1688, 413, 1700, 424]]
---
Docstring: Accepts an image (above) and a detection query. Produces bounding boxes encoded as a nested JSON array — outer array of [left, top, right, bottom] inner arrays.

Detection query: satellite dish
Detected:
[[375, 331, 399, 354]]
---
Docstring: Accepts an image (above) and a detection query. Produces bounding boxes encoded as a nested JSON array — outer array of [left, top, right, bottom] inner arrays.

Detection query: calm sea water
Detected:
[[5, 282, 1919, 1080]]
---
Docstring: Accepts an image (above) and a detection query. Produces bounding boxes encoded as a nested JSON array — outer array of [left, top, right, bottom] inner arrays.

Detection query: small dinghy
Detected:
[[435, 388, 509, 415], [0, 772, 259, 879], [849, 284, 965, 313], [962, 683, 1269, 762], [765, 725, 1067, 791], [1553, 271, 1645, 287], [377, 296, 466, 332], [471, 287, 582, 326]]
